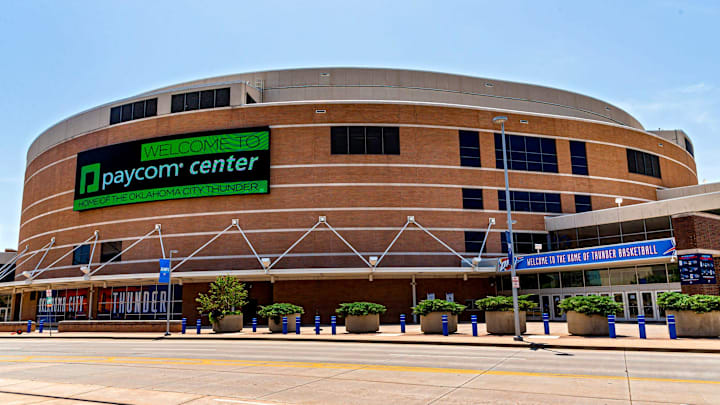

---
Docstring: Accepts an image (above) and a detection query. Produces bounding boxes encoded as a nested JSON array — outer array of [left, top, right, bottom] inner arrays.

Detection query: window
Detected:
[[539, 272, 560, 289], [569, 141, 589, 175], [501, 232, 548, 254], [627, 149, 661, 178], [498, 190, 562, 213], [246, 93, 257, 104], [100, 241, 122, 263], [574, 195, 592, 213], [464, 231, 487, 253], [561, 271, 585, 288], [610, 267, 637, 285], [109, 98, 157, 125], [495, 133, 558, 173], [685, 137, 694, 157], [636, 265, 668, 284], [330, 126, 400, 155], [520, 274, 539, 290], [462, 188, 483, 209], [72, 245, 91, 265], [170, 88, 230, 113], [585, 269, 610, 286], [459, 130, 481, 167]]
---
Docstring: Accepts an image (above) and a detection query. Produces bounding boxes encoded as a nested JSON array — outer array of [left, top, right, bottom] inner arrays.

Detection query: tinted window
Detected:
[[349, 127, 365, 154], [569, 141, 588, 175], [574, 194, 592, 213], [200, 90, 215, 109], [365, 127, 383, 154], [72, 245, 91, 265], [383, 127, 400, 154], [495, 133, 558, 173], [462, 188, 483, 209], [498, 190, 563, 213], [215, 88, 230, 107], [459, 130, 481, 167], [121, 104, 133, 122], [331, 127, 348, 154], [109, 106, 122, 125], [464, 231, 487, 253], [145, 98, 157, 117], [100, 241, 122, 263], [627, 149, 661, 178], [330, 126, 399, 155], [501, 232, 548, 254], [171, 94, 185, 113], [185, 92, 199, 110]]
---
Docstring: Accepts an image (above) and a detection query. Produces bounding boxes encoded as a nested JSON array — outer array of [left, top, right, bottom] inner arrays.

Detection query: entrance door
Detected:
[[626, 292, 640, 320], [552, 295, 563, 320], [0, 308, 7, 322], [613, 293, 626, 320], [640, 291, 657, 320], [541, 296, 551, 318]]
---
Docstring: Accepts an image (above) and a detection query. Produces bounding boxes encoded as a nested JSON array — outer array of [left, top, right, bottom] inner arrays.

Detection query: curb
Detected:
[[2, 334, 719, 354]]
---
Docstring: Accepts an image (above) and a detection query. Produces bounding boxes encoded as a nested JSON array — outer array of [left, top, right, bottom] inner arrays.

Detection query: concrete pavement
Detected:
[[4, 321, 719, 353], [0, 338, 719, 404]]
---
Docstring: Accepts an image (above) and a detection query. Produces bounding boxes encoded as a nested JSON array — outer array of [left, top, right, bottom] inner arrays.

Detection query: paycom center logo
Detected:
[[73, 129, 270, 211]]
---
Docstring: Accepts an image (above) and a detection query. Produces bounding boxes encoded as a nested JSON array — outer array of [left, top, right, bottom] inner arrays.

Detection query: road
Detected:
[[0, 339, 718, 404]]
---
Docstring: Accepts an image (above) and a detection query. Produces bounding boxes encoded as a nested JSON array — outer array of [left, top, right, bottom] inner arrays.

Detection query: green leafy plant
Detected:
[[658, 292, 720, 313], [475, 295, 536, 312], [412, 299, 466, 316], [557, 295, 623, 316], [336, 302, 387, 317], [257, 303, 305, 322], [196, 276, 248, 323]]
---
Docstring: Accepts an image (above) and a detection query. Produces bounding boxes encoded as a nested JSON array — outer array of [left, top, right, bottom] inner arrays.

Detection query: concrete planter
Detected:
[[212, 314, 243, 333], [268, 313, 301, 333], [345, 314, 380, 333], [566, 311, 608, 336], [668, 310, 720, 337], [485, 311, 527, 335], [420, 312, 458, 334]]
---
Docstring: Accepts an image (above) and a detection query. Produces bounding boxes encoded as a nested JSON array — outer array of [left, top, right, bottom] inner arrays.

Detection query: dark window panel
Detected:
[[100, 241, 122, 263], [215, 88, 230, 107], [72, 245, 91, 265], [246, 93, 256, 104], [145, 98, 157, 117], [382, 127, 400, 154], [459, 130, 480, 148], [365, 127, 383, 154], [464, 231, 487, 253], [200, 90, 215, 109], [184, 92, 199, 110], [330, 127, 348, 154], [120, 104, 133, 122], [460, 156, 481, 167], [349, 127, 365, 154], [171, 94, 185, 113], [132, 101, 145, 120], [462, 188, 484, 210], [109, 106, 122, 125]]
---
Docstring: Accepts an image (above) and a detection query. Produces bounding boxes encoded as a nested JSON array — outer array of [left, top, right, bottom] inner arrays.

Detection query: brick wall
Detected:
[[672, 214, 720, 296]]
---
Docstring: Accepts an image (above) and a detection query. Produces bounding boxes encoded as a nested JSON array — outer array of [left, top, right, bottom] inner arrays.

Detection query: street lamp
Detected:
[[493, 115, 523, 341], [615, 197, 623, 207], [165, 249, 179, 336]]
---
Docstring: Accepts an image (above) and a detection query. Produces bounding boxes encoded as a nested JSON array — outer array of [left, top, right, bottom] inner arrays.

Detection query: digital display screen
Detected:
[[73, 127, 270, 211]]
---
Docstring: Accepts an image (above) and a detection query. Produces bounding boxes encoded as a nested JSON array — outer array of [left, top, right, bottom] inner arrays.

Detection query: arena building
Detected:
[[1, 67, 718, 326]]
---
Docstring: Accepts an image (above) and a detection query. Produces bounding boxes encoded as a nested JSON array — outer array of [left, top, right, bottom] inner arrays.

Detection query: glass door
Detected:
[[541, 295, 551, 318], [0, 308, 7, 322], [641, 291, 657, 320], [626, 292, 640, 320], [613, 293, 626, 320], [552, 295, 563, 320]]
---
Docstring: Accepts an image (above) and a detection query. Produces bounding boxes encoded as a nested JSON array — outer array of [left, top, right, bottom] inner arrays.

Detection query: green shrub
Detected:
[[658, 292, 720, 313], [475, 295, 536, 312], [257, 303, 305, 322], [336, 302, 387, 317], [196, 275, 248, 322], [412, 299, 466, 316], [557, 295, 623, 316]]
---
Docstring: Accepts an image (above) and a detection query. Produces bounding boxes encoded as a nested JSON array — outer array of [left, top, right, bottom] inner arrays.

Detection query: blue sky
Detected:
[[0, 1, 718, 249]]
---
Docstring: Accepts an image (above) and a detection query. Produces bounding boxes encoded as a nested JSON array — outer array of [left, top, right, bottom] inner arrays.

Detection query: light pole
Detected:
[[493, 115, 523, 341], [165, 249, 179, 336]]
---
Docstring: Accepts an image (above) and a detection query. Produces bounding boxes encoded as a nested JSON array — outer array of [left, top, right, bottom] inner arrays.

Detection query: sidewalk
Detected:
[[2, 321, 719, 353]]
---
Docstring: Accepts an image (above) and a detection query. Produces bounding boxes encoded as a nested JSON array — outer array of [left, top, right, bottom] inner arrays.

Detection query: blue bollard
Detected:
[[196, 318, 201, 334], [181, 318, 187, 334], [315, 315, 320, 335], [296, 316, 301, 335], [471, 315, 478, 337], [282, 316, 288, 334], [608, 314, 616, 338], [667, 314, 677, 339], [252, 317, 257, 332], [38, 319, 44, 333], [27, 320, 32, 333], [331, 316, 337, 335], [638, 314, 646, 339], [400, 314, 406, 333], [542, 313, 550, 335], [442, 314, 449, 336]]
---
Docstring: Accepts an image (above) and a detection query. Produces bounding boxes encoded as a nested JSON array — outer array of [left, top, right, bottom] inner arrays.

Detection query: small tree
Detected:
[[196, 276, 248, 322]]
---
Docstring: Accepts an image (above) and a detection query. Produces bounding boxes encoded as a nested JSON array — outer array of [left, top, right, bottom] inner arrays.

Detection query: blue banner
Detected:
[[499, 238, 676, 271], [158, 259, 170, 283]]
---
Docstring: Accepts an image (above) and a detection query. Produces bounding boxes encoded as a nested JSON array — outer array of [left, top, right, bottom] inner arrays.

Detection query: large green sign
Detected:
[[73, 127, 270, 211]]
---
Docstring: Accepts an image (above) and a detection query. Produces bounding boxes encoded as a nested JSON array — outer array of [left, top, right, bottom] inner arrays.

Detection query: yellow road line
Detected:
[[0, 354, 717, 385]]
